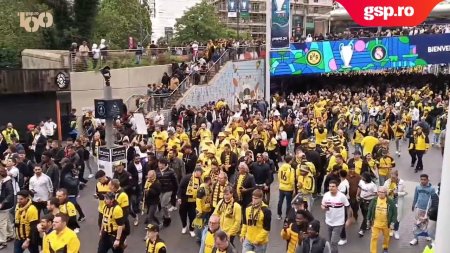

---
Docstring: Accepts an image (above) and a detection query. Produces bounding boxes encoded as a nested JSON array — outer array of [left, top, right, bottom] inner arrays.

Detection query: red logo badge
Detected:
[[335, 0, 443, 26]]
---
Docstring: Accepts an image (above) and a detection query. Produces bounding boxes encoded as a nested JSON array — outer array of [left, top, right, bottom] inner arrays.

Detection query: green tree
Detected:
[[173, 0, 230, 44], [0, 0, 49, 67], [74, 0, 99, 41], [92, 0, 152, 49]]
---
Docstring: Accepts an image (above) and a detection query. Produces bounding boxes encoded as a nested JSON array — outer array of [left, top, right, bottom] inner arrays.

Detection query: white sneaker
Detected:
[[394, 231, 400, 240], [181, 226, 188, 234], [277, 215, 282, 220], [168, 206, 177, 212], [426, 236, 432, 241], [189, 230, 196, 237], [74, 228, 80, 234], [88, 174, 94, 179], [409, 238, 418, 245], [338, 239, 347, 246]]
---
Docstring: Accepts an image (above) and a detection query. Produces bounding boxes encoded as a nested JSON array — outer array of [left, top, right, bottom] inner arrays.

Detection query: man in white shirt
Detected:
[[154, 110, 165, 127], [337, 170, 350, 246], [43, 118, 57, 139], [321, 180, 352, 253], [409, 104, 420, 124], [29, 164, 53, 214]]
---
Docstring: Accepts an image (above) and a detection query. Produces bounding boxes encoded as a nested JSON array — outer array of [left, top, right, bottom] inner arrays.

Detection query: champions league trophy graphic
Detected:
[[241, 1, 247, 11], [230, 0, 235, 11], [275, 0, 286, 14], [339, 41, 354, 68]]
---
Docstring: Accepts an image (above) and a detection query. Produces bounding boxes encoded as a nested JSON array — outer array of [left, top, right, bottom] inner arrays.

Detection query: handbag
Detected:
[[280, 139, 289, 147]]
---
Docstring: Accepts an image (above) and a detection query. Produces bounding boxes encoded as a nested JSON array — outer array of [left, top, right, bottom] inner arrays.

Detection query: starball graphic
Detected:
[[335, 0, 442, 26], [18, 12, 53, 32]]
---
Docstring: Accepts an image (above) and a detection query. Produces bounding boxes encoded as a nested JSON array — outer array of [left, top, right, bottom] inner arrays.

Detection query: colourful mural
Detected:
[[270, 36, 429, 76], [180, 60, 265, 108]]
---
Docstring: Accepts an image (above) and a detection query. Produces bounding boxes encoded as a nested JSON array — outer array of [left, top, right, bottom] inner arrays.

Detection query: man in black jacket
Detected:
[[143, 170, 161, 226], [177, 168, 203, 237], [296, 220, 331, 253], [41, 151, 60, 195], [250, 154, 272, 204], [155, 159, 178, 227], [127, 154, 145, 225], [248, 133, 265, 157], [0, 167, 14, 249], [182, 145, 198, 175]]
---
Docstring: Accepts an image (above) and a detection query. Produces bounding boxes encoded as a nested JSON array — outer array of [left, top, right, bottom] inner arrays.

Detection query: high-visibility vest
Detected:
[[422, 245, 434, 253]]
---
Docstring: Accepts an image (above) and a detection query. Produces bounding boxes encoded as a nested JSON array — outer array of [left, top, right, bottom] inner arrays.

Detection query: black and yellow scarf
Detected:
[[217, 198, 235, 217], [186, 176, 202, 202], [212, 181, 228, 207], [15, 200, 32, 224], [249, 203, 262, 225], [236, 174, 247, 202]]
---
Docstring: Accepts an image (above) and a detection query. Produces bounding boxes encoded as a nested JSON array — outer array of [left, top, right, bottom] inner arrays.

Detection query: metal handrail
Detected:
[[205, 49, 230, 74]]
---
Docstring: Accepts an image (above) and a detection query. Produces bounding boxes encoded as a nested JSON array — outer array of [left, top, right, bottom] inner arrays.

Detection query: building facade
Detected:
[[207, 0, 333, 39]]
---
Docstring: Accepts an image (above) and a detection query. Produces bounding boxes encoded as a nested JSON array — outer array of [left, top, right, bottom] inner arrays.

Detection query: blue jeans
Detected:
[[277, 190, 293, 217], [242, 239, 267, 253], [14, 240, 39, 253]]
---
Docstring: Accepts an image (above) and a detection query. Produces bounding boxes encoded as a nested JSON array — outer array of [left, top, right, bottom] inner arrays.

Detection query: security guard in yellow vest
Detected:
[[98, 192, 125, 253], [145, 224, 167, 253], [15, 190, 39, 253], [95, 170, 111, 228]]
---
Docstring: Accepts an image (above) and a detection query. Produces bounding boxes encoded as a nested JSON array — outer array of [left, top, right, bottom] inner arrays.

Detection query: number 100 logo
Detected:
[[18, 12, 53, 32]]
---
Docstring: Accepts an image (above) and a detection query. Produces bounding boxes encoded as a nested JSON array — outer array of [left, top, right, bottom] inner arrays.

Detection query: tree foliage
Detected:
[[74, 0, 99, 41], [173, 0, 231, 44], [92, 0, 152, 49], [0, 0, 49, 68]]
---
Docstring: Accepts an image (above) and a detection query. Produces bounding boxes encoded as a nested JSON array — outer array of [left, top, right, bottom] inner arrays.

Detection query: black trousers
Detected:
[[179, 201, 196, 230], [349, 198, 359, 220], [415, 150, 425, 170], [32, 201, 47, 217], [97, 233, 125, 253]]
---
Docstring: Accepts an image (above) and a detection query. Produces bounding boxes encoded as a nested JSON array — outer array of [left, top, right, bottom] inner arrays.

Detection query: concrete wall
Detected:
[[70, 65, 171, 114], [21, 49, 69, 69], [178, 59, 265, 109]]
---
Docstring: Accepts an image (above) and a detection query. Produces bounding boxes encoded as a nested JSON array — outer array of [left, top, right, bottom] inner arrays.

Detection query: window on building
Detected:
[[251, 3, 259, 12], [313, 7, 319, 13], [306, 17, 314, 23], [313, 0, 319, 3], [304, 0, 308, 3]]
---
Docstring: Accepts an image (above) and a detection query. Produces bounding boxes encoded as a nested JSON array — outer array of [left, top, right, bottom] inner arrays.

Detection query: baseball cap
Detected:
[[146, 223, 160, 232]]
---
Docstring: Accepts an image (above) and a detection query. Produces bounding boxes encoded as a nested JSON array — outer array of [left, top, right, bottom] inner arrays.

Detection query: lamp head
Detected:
[[100, 66, 111, 85]]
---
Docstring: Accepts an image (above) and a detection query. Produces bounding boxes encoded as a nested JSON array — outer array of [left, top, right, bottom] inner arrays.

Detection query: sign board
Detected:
[[228, 0, 237, 17], [270, 33, 450, 76], [133, 113, 148, 135], [94, 99, 123, 119], [111, 146, 126, 162], [97, 146, 127, 177], [18, 12, 53, 32], [271, 0, 290, 49]]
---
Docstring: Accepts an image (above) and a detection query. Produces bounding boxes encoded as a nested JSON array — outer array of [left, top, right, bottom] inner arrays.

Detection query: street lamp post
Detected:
[[100, 66, 114, 148], [95, 66, 127, 178]]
